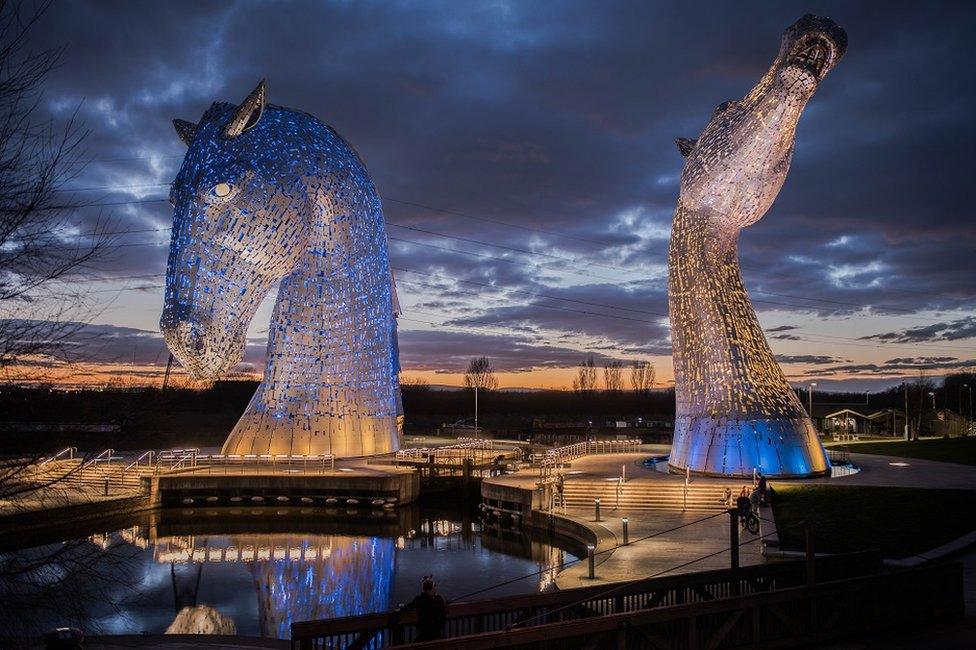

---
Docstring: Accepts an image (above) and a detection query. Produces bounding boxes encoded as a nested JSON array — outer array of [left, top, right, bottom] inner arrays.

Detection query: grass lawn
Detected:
[[828, 436, 976, 466], [771, 484, 976, 559]]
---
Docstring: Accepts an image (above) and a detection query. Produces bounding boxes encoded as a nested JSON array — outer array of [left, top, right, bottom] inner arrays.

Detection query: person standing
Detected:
[[401, 575, 447, 641]]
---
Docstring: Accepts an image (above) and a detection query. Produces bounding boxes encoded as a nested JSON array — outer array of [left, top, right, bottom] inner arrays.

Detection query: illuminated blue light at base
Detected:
[[161, 80, 402, 457]]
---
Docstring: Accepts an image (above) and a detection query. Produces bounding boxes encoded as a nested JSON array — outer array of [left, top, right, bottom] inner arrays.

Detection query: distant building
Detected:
[[810, 405, 906, 438]]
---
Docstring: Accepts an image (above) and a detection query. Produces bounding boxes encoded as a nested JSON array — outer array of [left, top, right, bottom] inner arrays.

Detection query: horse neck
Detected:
[[258, 182, 382, 399], [668, 203, 804, 418]]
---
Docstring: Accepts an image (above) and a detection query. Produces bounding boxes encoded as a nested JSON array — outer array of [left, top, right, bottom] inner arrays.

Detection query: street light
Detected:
[[807, 382, 817, 423], [928, 391, 936, 411], [965, 384, 972, 424], [474, 383, 478, 438]]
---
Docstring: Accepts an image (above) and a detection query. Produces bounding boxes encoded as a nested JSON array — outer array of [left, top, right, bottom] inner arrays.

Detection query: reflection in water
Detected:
[[255, 536, 395, 638], [166, 605, 236, 635], [0, 509, 574, 641]]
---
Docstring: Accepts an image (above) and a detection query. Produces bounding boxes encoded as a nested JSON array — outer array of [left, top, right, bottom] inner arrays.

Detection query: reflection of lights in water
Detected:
[[419, 520, 462, 536], [257, 536, 395, 639], [537, 543, 568, 592], [889, 462, 910, 467], [71, 520, 572, 639], [146, 531, 395, 638]]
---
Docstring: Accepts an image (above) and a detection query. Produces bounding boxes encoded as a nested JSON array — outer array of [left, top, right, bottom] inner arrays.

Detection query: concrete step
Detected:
[[561, 481, 732, 512]]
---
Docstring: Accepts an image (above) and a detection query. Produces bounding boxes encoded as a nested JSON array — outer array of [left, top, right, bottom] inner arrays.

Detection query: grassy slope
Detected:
[[771, 484, 976, 559], [830, 437, 976, 466]]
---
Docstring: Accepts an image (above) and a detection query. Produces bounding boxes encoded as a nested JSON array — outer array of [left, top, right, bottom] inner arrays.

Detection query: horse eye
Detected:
[[212, 182, 233, 198]]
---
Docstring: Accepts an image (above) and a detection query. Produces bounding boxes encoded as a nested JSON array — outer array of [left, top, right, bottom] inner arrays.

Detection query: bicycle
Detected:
[[740, 508, 760, 534]]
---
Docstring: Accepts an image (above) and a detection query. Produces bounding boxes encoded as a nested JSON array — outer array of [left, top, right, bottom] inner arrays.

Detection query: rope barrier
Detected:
[[447, 511, 725, 604], [507, 516, 809, 630]]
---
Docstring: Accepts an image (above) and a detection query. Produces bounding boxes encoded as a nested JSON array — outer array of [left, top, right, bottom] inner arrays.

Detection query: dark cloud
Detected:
[[775, 354, 847, 365], [16, 1, 976, 389], [398, 328, 627, 374], [861, 317, 976, 344], [803, 357, 976, 377]]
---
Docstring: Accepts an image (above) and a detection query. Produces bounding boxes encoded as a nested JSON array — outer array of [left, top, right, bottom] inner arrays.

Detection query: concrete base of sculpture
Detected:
[[668, 417, 830, 479], [221, 413, 403, 457]]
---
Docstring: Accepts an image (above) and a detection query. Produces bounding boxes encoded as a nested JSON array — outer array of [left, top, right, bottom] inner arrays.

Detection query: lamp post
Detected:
[[474, 384, 478, 438], [965, 384, 972, 425], [929, 391, 936, 411], [807, 382, 817, 427]]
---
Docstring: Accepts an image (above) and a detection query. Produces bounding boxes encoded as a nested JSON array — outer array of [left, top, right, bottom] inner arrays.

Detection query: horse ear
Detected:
[[676, 137, 697, 157], [173, 119, 197, 146], [223, 79, 267, 139]]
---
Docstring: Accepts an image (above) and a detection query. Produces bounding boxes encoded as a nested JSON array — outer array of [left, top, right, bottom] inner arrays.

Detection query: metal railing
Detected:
[[123, 450, 154, 474], [167, 450, 198, 472], [539, 439, 641, 479], [291, 552, 884, 649], [396, 439, 495, 466], [38, 446, 77, 466], [164, 453, 336, 475]]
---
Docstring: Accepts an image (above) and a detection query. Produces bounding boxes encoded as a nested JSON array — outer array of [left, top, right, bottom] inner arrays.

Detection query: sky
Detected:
[[12, 0, 976, 392]]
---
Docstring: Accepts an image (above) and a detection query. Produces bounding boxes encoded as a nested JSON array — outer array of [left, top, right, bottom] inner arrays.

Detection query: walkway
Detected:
[[485, 444, 976, 591]]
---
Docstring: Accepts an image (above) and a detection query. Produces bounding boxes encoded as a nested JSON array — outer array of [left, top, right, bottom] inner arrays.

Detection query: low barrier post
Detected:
[[622, 518, 629, 545], [729, 508, 739, 596], [594, 498, 601, 522], [587, 545, 595, 579]]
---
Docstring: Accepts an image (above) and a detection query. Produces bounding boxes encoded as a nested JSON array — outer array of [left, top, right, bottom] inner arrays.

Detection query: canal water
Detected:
[[0, 506, 578, 641]]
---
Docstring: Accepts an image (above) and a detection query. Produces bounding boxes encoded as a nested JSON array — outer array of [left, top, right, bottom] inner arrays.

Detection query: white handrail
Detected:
[[39, 447, 77, 466], [168, 450, 196, 471], [123, 450, 154, 474], [162, 452, 336, 474]]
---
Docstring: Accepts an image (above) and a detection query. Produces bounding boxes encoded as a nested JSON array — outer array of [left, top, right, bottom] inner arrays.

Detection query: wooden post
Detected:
[[805, 523, 815, 587], [806, 522, 818, 633]]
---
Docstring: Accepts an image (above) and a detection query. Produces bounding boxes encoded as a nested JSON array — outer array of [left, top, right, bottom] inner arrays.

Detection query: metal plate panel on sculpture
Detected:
[[161, 80, 402, 458], [667, 15, 847, 478]]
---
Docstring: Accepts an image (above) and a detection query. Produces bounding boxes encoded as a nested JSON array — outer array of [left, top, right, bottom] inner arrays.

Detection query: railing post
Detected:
[[683, 467, 689, 511], [805, 523, 816, 587], [728, 508, 740, 595], [805, 522, 818, 632]]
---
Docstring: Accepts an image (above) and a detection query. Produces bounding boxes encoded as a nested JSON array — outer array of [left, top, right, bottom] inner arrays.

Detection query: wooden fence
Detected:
[[292, 552, 884, 649]]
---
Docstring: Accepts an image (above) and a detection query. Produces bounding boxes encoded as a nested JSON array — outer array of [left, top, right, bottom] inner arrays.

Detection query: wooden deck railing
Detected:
[[291, 552, 883, 649], [392, 561, 963, 649]]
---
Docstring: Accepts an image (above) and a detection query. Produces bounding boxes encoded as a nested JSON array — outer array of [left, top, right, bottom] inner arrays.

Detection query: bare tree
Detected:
[[910, 370, 935, 441], [603, 360, 623, 392], [464, 356, 498, 391], [0, 0, 108, 377], [401, 376, 431, 392], [573, 355, 597, 393], [630, 360, 655, 395], [0, 1, 113, 525]]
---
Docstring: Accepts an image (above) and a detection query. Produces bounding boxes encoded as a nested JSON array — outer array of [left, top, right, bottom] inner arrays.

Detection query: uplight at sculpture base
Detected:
[[666, 15, 847, 478]]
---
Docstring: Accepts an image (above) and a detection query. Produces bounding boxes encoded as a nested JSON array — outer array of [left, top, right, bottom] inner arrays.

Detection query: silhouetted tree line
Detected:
[[1, 371, 971, 453]]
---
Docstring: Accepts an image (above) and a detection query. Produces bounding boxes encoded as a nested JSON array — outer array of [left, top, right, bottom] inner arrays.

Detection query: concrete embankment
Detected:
[[0, 493, 154, 549]]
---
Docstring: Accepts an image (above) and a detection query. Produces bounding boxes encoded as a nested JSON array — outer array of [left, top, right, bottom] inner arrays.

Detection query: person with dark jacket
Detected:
[[401, 575, 447, 641]]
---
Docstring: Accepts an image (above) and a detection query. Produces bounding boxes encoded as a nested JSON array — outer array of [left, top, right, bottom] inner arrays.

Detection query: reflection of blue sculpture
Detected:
[[256, 537, 395, 639], [668, 16, 846, 477], [161, 80, 403, 456]]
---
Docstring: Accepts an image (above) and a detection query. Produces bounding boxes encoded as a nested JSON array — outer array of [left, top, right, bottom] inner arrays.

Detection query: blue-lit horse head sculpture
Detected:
[[161, 80, 403, 457]]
